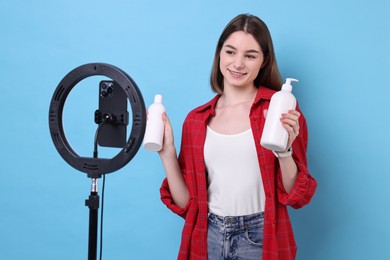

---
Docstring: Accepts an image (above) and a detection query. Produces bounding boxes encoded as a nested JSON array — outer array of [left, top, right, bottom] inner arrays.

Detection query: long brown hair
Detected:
[[210, 14, 282, 94]]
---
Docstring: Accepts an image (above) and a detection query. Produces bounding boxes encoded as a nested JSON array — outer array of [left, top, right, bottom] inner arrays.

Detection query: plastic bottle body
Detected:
[[260, 90, 296, 151], [143, 95, 165, 152]]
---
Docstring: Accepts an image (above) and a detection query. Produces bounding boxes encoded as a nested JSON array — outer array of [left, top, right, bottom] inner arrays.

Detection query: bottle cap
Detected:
[[154, 94, 163, 103], [282, 78, 298, 92]]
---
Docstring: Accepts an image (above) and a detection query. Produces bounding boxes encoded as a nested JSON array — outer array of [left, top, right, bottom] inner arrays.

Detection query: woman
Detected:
[[158, 14, 317, 260]]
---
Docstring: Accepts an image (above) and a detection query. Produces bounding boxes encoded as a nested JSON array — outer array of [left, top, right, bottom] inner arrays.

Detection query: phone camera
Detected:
[[100, 82, 114, 98]]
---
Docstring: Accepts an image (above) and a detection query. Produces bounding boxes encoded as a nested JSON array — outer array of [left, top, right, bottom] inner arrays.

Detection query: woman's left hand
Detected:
[[280, 109, 300, 152]]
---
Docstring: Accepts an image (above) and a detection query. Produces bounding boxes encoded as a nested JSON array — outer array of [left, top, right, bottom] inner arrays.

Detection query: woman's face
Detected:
[[219, 31, 264, 91]]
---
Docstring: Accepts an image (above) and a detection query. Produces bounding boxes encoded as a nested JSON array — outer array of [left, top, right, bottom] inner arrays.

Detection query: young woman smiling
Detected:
[[158, 14, 317, 260]]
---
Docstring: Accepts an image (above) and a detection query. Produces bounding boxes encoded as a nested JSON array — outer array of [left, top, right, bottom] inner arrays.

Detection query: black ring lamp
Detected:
[[48, 63, 146, 260], [49, 63, 146, 179]]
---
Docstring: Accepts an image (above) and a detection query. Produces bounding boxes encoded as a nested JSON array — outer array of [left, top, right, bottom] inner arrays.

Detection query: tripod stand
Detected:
[[48, 63, 146, 260]]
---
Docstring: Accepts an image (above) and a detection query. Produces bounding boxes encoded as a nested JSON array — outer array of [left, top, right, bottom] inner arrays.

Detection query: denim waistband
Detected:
[[208, 212, 264, 230]]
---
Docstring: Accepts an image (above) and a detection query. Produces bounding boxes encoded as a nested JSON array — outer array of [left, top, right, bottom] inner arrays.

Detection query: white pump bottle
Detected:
[[143, 94, 166, 152], [260, 78, 298, 152]]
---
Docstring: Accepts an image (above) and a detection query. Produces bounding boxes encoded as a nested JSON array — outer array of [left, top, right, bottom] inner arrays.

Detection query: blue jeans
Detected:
[[207, 212, 264, 260]]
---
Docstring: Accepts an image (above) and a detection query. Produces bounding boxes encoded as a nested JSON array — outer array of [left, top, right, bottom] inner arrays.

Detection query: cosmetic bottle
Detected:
[[260, 78, 298, 151], [143, 94, 165, 152]]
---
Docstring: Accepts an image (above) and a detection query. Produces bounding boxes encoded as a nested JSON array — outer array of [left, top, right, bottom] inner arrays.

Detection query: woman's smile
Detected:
[[228, 69, 247, 78]]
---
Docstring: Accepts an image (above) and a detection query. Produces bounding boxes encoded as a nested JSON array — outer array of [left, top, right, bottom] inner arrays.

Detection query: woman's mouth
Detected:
[[228, 69, 247, 78]]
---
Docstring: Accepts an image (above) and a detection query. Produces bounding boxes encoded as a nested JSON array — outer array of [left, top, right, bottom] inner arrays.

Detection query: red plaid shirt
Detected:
[[161, 86, 317, 260]]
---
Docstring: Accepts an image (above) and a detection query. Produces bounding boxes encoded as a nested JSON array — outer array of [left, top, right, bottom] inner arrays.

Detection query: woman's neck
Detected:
[[218, 85, 258, 107]]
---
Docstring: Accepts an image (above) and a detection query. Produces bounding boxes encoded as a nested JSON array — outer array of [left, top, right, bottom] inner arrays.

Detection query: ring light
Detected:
[[49, 63, 146, 178]]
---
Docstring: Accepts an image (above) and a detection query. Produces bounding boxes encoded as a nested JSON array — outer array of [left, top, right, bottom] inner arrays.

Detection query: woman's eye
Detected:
[[246, 55, 256, 59], [226, 50, 234, 55]]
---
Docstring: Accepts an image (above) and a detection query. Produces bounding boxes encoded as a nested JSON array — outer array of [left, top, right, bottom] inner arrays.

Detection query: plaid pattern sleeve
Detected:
[[160, 99, 216, 259], [160, 118, 195, 219], [275, 105, 317, 209]]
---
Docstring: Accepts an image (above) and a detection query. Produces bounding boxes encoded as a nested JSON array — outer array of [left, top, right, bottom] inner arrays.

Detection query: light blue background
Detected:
[[1, 0, 389, 259]]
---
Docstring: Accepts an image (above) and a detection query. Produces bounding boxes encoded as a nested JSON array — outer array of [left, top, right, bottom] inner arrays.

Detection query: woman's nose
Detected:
[[233, 57, 244, 69]]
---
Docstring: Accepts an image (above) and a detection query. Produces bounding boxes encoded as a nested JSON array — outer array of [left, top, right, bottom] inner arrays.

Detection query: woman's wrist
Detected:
[[158, 144, 177, 160], [273, 147, 293, 158]]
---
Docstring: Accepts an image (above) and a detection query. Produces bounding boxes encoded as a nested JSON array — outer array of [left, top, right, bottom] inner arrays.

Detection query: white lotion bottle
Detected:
[[143, 94, 166, 152], [260, 78, 298, 151]]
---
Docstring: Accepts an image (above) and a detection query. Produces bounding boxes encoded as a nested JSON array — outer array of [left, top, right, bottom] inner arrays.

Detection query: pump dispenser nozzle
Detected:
[[282, 78, 299, 92]]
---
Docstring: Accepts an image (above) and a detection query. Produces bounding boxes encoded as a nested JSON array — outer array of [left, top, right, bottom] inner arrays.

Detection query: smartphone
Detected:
[[95, 80, 128, 148]]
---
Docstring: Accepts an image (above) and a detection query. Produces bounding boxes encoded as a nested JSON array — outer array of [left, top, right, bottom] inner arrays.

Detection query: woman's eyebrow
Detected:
[[224, 44, 260, 53]]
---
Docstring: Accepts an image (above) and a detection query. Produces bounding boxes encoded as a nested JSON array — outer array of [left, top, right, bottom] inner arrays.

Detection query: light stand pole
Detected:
[[85, 178, 99, 260]]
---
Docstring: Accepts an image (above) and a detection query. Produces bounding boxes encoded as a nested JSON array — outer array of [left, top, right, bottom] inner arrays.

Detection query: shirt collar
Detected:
[[193, 86, 276, 115], [253, 86, 276, 104]]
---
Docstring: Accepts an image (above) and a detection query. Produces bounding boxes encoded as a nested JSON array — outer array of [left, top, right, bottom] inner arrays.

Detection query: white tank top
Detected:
[[204, 126, 265, 216]]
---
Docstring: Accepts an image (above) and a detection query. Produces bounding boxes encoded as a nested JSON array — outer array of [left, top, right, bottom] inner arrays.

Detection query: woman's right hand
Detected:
[[158, 112, 176, 157]]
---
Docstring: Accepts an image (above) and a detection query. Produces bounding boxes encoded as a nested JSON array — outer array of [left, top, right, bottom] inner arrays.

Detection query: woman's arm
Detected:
[[264, 109, 301, 193], [158, 113, 189, 208], [278, 109, 301, 193], [268, 108, 317, 208], [277, 156, 298, 193]]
